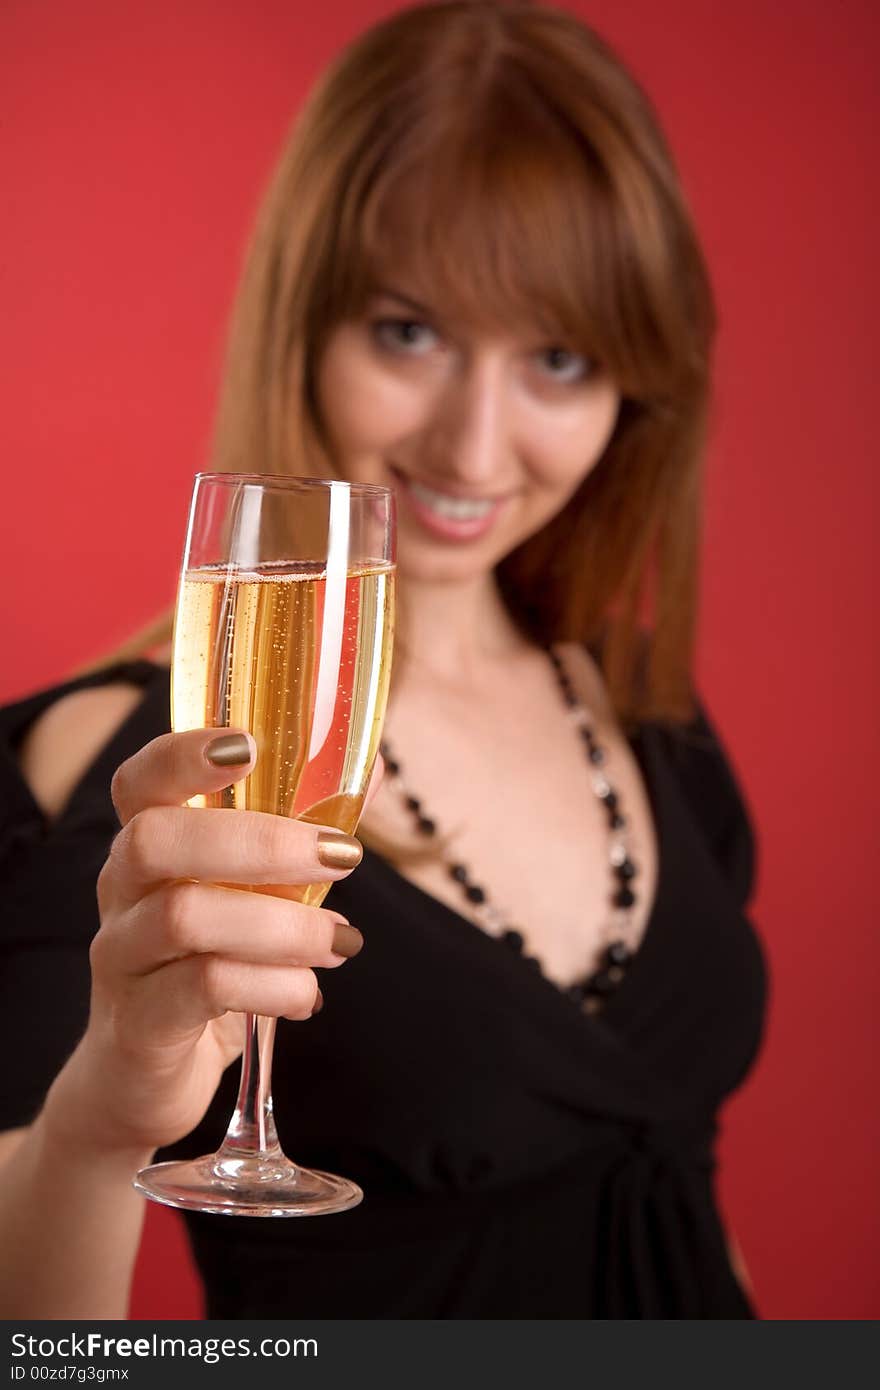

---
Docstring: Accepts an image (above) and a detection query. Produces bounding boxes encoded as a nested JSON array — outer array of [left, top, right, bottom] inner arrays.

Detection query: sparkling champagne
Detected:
[[135, 475, 394, 1217], [172, 560, 395, 905]]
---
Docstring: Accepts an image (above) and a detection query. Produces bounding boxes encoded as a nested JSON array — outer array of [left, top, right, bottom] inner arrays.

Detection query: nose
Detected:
[[427, 353, 512, 486]]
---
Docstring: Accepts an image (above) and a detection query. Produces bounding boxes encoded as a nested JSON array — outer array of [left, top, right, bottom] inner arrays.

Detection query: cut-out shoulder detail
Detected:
[[17, 684, 147, 822]]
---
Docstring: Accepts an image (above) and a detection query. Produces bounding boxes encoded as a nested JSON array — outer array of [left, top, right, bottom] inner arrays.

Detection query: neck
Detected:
[[395, 571, 531, 687]]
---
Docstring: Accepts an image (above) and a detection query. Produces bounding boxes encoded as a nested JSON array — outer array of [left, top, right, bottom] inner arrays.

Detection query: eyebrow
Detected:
[[370, 286, 434, 318]]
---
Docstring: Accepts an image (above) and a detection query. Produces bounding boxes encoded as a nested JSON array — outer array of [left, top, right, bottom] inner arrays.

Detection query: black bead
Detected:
[[405, 795, 421, 813], [385, 758, 400, 777], [417, 816, 436, 835], [562, 689, 579, 709], [610, 813, 626, 830], [588, 745, 605, 765], [613, 886, 636, 909], [601, 789, 619, 811], [567, 983, 587, 1004], [615, 858, 637, 881], [465, 884, 486, 904], [502, 929, 525, 951], [586, 969, 618, 997], [450, 864, 469, 884], [605, 940, 631, 967]]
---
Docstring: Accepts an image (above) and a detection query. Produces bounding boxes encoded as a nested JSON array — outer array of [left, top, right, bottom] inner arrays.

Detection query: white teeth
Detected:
[[407, 478, 496, 520]]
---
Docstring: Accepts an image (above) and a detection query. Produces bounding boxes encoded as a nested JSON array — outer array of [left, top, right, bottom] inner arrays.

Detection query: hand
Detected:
[[44, 730, 383, 1158]]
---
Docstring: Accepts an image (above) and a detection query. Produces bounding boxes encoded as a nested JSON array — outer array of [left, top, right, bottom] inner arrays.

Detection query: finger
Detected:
[[117, 957, 321, 1043], [98, 883, 363, 977], [111, 729, 257, 826], [104, 805, 363, 907]]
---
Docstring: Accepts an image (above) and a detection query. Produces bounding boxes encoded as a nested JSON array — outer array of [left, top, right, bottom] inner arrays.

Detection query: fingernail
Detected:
[[206, 733, 254, 767], [316, 831, 363, 870], [332, 923, 364, 959], [311, 987, 324, 1016]]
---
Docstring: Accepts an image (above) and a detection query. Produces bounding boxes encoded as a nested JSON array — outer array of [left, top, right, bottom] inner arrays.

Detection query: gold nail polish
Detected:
[[206, 733, 253, 767], [331, 923, 364, 959], [316, 831, 363, 870]]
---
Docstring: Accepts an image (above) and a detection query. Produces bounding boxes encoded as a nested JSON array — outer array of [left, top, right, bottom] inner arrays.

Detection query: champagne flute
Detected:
[[134, 473, 396, 1216]]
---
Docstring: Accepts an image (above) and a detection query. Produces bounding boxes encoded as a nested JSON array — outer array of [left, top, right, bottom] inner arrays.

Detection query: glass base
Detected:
[[133, 1153, 364, 1217]]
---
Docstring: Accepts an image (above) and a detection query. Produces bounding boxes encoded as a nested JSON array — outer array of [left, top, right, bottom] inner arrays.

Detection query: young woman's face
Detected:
[[314, 284, 621, 584]]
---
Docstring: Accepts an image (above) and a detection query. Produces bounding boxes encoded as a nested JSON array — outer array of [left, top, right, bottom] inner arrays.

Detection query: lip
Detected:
[[390, 468, 510, 542], [389, 466, 510, 502]]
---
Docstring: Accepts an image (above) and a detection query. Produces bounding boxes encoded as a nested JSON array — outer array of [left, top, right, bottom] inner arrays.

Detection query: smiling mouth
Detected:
[[407, 479, 499, 520], [390, 468, 510, 520]]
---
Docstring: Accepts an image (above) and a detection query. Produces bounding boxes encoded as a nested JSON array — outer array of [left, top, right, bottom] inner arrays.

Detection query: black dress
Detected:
[[0, 659, 767, 1319]]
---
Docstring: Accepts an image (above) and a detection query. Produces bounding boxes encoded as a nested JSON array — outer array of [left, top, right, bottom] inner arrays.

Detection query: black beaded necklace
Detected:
[[379, 643, 640, 1014]]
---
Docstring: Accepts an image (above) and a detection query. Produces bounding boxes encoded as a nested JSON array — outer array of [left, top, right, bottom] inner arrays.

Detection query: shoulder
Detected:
[[643, 696, 758, 908], [1, 661, 167, 823], [18, 684, 148, 821], [564, 639, 757, 905]]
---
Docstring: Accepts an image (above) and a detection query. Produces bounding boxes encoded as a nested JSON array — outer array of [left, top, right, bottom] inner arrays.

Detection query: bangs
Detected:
[[319, 73, 685, 403]]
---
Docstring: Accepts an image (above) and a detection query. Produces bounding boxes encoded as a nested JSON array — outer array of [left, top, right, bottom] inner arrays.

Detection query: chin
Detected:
[[393, 527, 523, 586]]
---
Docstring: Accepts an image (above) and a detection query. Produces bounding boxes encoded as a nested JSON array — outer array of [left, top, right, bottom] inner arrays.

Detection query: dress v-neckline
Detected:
[[359, 719, 669, 1029]]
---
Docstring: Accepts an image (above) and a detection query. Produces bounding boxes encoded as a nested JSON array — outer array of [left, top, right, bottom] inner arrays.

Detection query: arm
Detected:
[[0, 695, 372, 1319], [1, 686, 152, 1317], [0, 1112, 151, 1320]]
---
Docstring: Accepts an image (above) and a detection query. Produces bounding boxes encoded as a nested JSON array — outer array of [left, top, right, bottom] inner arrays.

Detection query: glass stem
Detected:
[[212, 1013, 285, 1178]]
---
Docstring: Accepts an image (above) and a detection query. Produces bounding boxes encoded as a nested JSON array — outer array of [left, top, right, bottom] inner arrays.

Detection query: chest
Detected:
[[365, 653, 658, 988]]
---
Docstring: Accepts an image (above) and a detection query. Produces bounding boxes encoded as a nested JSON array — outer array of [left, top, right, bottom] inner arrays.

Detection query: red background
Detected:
[[2, 0, 877, 1320]]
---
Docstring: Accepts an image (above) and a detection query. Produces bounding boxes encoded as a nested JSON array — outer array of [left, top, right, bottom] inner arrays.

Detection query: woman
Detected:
[[0, 0, 766, 1318]]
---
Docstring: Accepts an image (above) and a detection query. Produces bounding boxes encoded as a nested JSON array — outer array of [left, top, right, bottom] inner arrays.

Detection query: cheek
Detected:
[[527, 387, 621, 495], [316, 335, 427, 458]]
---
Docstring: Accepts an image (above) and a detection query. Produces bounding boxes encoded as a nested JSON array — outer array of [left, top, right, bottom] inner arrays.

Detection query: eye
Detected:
[[535, 347, 595, 385], [371, 318, 439, 356]]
